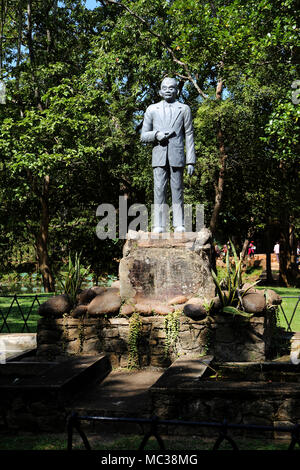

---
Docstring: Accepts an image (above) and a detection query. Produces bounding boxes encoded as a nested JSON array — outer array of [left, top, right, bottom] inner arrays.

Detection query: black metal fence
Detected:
[[280, 296, 300, 332], [0, 294, 50, 333], [0, 294, 299, 334], [67, 413, 300, 451]]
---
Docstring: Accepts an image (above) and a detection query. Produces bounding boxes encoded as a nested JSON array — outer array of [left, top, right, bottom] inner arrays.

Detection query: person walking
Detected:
[[274, 242, 280, 263]]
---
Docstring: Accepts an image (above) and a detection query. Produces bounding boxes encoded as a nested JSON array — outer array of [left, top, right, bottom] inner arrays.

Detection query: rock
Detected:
[[90, 286, 107, 295], [167, 295, 188, 305], [110, 280, 121, 289], [76, 288, 97, 305], [87, 291, 121, 315], [242, 292, 266, 314], [187, 297, 203, 305], [38, 294, 72, 318], [71, 304, 88, 318], [134, 303, 153, 316], [153, 304, 175, 315], [105, 287, 120, 295], [183, 303, 207, 320], [265, 289, 282, 306], [119, 231, 215, 303], [120, 304, 135, 316], [197, 227, 212, 245], [210, 296, 222, 312], [241, 283, 257, 294], [192, 227, 212, 253]]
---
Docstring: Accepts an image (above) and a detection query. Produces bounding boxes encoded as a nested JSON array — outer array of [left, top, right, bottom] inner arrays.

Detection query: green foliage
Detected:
[[212, 241, 256, 317], [164, 310, 181, 357], [57, 252, 89, 305], [127, 312, 142, 369], [0, 0, 299, 287]]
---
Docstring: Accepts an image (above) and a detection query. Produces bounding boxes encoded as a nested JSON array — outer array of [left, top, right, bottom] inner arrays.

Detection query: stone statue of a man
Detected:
[[140, 77, 196, 233]]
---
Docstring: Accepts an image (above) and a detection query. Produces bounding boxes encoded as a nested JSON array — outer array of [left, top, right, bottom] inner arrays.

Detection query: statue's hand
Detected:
[[155, 131, 168, 143], [187, 164, 194, 176]]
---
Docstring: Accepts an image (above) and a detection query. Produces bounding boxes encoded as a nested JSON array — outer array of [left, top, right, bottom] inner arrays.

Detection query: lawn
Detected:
[[0, 294, 52, 333], [258, 286, 300, 332]]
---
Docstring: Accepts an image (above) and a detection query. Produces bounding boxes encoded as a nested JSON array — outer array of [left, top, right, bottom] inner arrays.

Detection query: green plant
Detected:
[[211, 241, 258, 318], [203, 299, 215, 315], [164, 310, 181, 357], [128, 312, 142, 369], [57, 252, 90, 306]]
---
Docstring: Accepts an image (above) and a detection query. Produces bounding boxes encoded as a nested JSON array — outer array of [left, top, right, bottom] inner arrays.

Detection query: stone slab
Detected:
[[119, 230, 215, 303], [151, 355, 214, 389], [0, 333, 36, 352], [0, 354, 111, 392], [67, 367, 165, 426]]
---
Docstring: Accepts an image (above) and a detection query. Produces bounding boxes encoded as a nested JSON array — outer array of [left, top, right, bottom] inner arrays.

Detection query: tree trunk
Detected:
[[209, 78, 228, 236], [265, 224, 274, 284], [240, 223, 255, 261], [36, 175, 55, 292]]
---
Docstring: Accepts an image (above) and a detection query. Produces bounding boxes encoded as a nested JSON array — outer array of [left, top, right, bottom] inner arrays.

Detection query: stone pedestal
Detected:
[[119, 229, 215, 304]]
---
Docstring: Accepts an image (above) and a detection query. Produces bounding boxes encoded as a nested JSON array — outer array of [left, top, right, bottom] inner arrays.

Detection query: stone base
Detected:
[[37, 311, 276, 367], [119, 229, 215, 304]]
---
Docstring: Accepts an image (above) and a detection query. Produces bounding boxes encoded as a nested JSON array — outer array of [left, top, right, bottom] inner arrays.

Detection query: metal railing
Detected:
[[0, 294, 299, 333], [0, 294, 50, 333], [67, 413, 300, 451], [280, 296, 300, 332]]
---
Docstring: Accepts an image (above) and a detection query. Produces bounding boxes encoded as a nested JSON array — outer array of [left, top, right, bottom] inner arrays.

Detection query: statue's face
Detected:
[[159, 79, 177, 102]]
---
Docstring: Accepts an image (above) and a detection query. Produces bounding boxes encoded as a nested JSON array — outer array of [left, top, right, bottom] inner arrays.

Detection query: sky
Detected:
[[85, 0, 98, 9]]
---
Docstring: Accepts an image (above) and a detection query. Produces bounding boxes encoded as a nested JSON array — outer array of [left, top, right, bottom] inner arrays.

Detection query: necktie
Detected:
[[165, 103, 173, 126]]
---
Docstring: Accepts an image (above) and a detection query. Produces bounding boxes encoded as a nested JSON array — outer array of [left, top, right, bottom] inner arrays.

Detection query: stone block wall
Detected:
[[37, 310, 276, 367]]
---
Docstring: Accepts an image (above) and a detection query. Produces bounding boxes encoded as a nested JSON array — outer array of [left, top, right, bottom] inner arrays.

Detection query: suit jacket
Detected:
[[140, 100, 196, 168]]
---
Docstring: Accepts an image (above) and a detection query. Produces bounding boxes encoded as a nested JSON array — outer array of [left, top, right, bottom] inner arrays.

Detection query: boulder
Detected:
[[153, 304, 175, 315], [120, 304, 135, 316], [241, 292, 266, 314], [265, 289, 282, 306], [110, 280, 121, 289], [71, 304, 88, 318], [90, 286, 107, 295], [105, 287, 121, 295], [38, 294, 72, 318], [187, 297, 203, 305], [76, 288, 97, 305], [87, 290, 121, 315], [210, 296, 222, 313], [134, 303, 153, 316], [167, 295, 188, 306], [241, 283, 257, 294], [183, 303, 207, 320]]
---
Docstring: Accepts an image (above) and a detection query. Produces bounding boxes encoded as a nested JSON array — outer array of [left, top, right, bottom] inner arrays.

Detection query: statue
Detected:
[[141, 77, 196, 233]]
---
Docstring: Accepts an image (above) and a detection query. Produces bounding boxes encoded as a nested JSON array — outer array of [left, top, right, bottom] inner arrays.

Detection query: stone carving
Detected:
[[141, 77, 196, 233]]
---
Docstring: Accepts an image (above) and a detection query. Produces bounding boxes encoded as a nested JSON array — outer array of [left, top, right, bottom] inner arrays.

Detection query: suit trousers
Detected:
[[153, 164, 184, 229]]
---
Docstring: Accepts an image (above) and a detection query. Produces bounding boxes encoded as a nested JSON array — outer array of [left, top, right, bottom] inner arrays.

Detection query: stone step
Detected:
[[0, 354, 111, 393], [66, 367, 165, 435], [151, 354, 214, 389]]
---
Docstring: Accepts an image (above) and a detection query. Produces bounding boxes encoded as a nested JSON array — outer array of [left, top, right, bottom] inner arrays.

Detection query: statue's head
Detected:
[[159, 77, 178, 102]]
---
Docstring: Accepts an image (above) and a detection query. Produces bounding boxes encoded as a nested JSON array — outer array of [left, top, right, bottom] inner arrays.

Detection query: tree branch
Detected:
[[104, 0, 208, 99]]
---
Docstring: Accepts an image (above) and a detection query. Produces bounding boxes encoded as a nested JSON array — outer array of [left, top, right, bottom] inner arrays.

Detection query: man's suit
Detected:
[[141, 99, 196, 229]]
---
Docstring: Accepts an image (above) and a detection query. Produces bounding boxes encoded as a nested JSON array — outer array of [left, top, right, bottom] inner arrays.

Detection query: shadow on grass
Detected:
[[0, 432, 293, 451]]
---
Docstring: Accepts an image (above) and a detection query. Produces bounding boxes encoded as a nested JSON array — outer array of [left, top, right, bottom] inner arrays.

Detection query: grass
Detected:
[[0, 294, 53, 333], [0, 432, 296, 451], [0, 288, 299, 334], [258, 286, 300, 332], [0, 270, 118, 333]]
